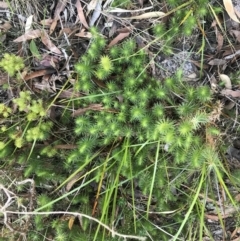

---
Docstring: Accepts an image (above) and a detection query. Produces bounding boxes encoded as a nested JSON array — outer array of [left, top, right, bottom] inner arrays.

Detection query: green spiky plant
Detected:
[[0, 53, 24, 77], [1, 1, 239, 240], [48, 27, 227, 240], [0, 91, 51, 154], [0, 78, 74, 188], [19, 25, 232, 240]]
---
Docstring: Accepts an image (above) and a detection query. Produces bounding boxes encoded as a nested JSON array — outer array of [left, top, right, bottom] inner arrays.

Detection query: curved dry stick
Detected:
[[3, 210, 147, 241]]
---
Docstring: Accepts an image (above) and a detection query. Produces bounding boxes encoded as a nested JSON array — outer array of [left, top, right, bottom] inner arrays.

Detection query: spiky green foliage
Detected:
[[0, 103, 12, 117], [99, 55, 113, 73], [70, 30, 223, 240], [0, 88, 74, 194], [153, 23, 166, 38], [0, 53, 24, 77], [0, 2, 227, 240], [157, 0, 209, 44]]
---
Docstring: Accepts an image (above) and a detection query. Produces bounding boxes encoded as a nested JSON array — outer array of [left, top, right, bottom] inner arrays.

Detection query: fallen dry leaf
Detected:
[[65, 171, 84, 191], [108, 32, 130, 47], [13, 29, 42, 42], [58, 89, 82, 99], [38, 54, 60, 68], [60, 27, 72, 35], [75, 30, 93, 38], [75, 0, 89, 29], [120, 11, 165, 20], [117, 26, 133, 33], [216, 26, 223, 52], [204, 214, 220, 221], [25, 15, 33, 33], [106, 6, 153, 13], [68, 216, 75, 230], [219, 74, 232, 89], [208, 59, 226, 65], [205, 212, 231, 221], [72, 104, 104, 117], [24, 69, 56, 81], [223, 0, 240, 23], [50, 0, 67, 34], [41, 31, 62, 54], [221, 89, 240, 98], [211, 19, 224, 52], [54, 144, 78, 149]]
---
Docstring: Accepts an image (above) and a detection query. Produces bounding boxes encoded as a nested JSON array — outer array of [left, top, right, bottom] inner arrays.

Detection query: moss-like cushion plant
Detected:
[[64, 27, 223, 240]]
